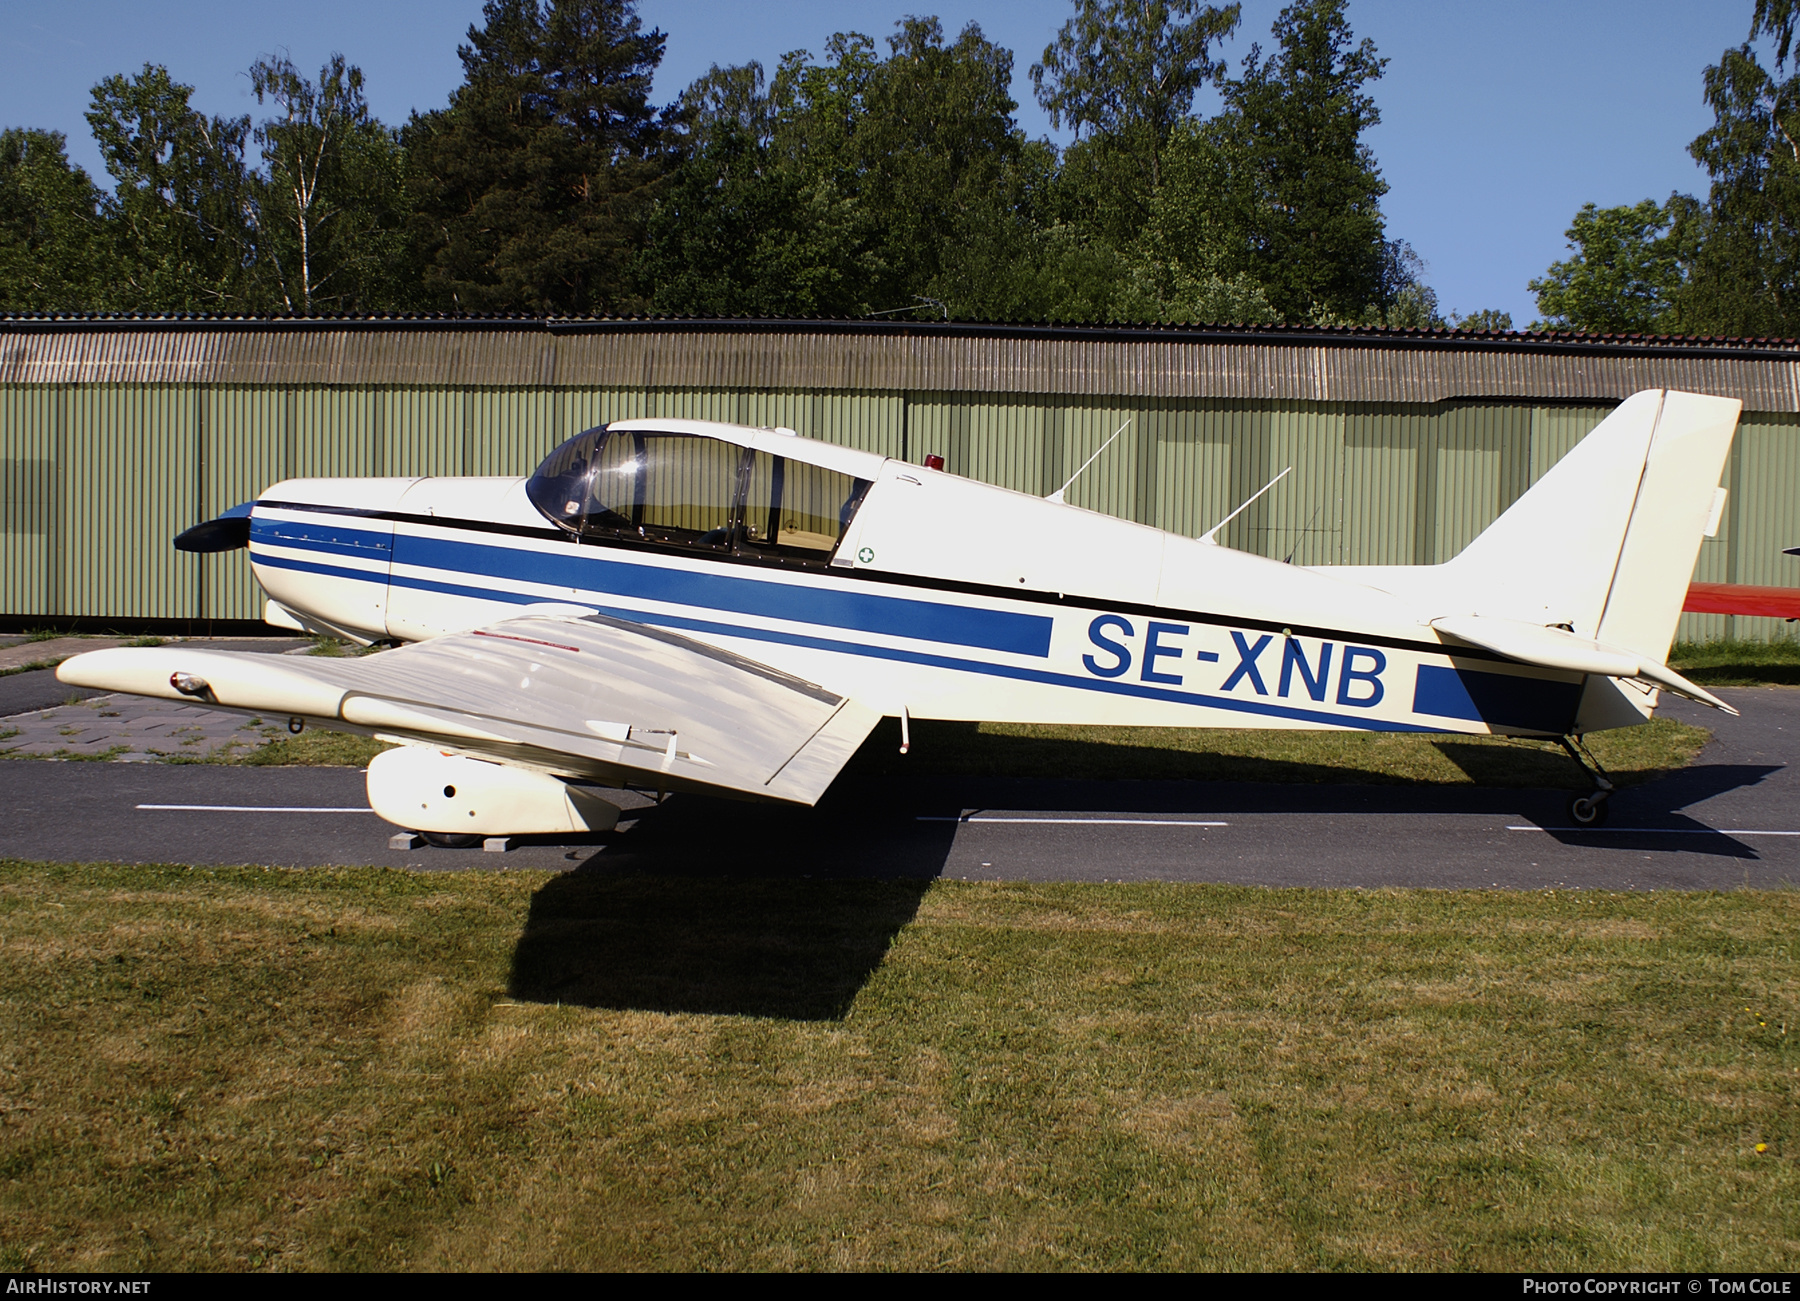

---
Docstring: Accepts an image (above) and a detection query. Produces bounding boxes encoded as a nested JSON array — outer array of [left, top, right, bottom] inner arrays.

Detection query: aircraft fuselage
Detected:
[[247, 420, 1604, 740]]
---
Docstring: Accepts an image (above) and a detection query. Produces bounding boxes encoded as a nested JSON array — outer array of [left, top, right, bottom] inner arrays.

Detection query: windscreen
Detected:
[[525, 427, 608, 531], [528, 428, 746, 547]]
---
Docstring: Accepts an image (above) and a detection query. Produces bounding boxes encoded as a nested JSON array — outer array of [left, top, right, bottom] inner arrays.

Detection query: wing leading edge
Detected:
[[56, 612, 881, 805]]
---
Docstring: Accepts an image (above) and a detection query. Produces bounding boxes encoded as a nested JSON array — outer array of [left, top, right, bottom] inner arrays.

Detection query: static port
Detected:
[[443, 785, 456, 798]]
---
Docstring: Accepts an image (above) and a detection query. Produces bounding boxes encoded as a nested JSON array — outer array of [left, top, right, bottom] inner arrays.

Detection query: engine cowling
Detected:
[[366, 746, 622, 836]]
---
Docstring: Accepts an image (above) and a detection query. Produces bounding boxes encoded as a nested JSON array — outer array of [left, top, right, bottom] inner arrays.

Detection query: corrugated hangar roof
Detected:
[[5, 314, 1800, 409]]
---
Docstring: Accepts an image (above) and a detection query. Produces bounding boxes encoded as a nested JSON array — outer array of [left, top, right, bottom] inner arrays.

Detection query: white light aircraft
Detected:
[[59, 388, 1741, 839]]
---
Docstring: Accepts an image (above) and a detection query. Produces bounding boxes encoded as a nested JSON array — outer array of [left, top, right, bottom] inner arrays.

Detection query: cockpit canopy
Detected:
[[526, 426, 871, 564]]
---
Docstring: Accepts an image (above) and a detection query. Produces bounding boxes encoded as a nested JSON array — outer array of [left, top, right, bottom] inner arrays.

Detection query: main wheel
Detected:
[[421, 831, 484, 849], [1567, 794, 1610, 827]]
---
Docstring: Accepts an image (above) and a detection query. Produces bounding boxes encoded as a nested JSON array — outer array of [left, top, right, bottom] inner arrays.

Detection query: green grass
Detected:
[[234, 728, 392, 767], [1671, 639, 1800, 687], [0, 861, 1794, 1271]]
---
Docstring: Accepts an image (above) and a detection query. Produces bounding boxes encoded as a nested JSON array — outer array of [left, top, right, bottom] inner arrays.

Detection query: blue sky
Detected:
[[0, 1, 1762, 325]]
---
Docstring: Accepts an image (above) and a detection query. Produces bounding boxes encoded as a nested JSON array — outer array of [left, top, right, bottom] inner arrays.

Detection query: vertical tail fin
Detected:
[[1446, 389, 1740, 730], [1588, 391, 1740, 660], [1318, 390, 1742, 726], [1443, 390, 1662, 640], [1444, 390, 1739, 659]]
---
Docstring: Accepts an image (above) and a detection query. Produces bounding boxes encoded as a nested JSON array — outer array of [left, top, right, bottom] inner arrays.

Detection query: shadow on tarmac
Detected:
[[1519, 762, 1788, 858]]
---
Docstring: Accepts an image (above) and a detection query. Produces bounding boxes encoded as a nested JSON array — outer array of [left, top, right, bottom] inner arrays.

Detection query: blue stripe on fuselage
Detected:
[[1412, 664, 1581, 734], [382, 529, 1054, 657], [254, 522, 1050, 656], [251, 548, 1443, 733]]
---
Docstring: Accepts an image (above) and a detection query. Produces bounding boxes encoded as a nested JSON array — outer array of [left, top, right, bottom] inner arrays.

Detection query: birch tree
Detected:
[[249, 53, 409, 313]]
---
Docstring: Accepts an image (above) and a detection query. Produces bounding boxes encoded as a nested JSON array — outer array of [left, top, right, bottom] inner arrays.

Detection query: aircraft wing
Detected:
[[1429, 614, 1736, 715], [56, 612, 881, 804], [1683, 581, 1800, 620]]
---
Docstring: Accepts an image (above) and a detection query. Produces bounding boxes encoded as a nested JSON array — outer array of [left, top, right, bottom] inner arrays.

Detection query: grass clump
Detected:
[[0, 862, 1793, 1271], [236, 728, 392, 767], [848, 716, 1709, 789], [1671, 639, 1800, 687]]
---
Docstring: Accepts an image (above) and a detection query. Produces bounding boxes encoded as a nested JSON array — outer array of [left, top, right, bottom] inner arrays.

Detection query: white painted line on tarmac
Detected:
[[917, 816, 1227, 826], [136, 804, 377, 814], [1507, 825, 1800, 836]]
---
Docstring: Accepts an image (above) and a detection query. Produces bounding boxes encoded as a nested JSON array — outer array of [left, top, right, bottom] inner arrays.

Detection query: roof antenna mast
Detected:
[[1047, 419, 1133, 505], [1198, 466, 1292, 545]]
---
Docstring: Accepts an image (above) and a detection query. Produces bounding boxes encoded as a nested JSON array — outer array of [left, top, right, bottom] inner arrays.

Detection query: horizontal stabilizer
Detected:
[[1431, 614, 1736, 715]]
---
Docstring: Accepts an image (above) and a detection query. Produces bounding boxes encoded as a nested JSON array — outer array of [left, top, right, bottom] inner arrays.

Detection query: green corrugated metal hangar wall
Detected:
[[3, 372, 1797, 642]]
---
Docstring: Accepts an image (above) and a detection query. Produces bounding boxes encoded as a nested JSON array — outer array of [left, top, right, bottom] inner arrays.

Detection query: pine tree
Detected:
[[406, 0, 669, 313]]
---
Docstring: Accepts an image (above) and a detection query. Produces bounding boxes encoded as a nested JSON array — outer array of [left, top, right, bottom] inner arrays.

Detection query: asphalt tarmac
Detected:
[[2, 687, 1795, 890]]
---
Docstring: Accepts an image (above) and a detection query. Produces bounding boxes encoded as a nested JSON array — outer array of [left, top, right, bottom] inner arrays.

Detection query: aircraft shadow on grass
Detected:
[[507, 869, 934, 1021], [500, 734, 1790, 1015]]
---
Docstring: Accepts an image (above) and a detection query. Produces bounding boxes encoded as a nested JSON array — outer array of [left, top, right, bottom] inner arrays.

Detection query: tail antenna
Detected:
[[1199, 466, 1292, 546], [1046, 419, 1133, 505]]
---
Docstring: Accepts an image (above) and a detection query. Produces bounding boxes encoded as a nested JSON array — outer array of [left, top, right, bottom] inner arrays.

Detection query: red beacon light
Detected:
[[924, 453, 945, 470]]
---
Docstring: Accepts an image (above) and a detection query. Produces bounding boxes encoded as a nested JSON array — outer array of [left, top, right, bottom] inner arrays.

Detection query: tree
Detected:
[[0, 128, 109, 310], [640, 63, 784, 315], [1031, 0, 1240, 248], [1528, 199, 1685, 333], [1374, 240, 1442, 328], [1126, 116, 1278, 322], [248, 54, 412, 313], [848, 17, 1045, 319], [1146, 0, 1391, 323], [86, 64, 256, 309], [1546, 6, 1800, 339], [1752, 0, 1799, 69], [646, 19, 1045, 321], [406, 0, 669, 313], [1674, 44, 1800, 336], [1448, 308, 1513, 332]]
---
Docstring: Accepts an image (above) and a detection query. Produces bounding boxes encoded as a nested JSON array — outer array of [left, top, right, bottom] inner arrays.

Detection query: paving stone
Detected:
[[0, 692, 285, 762]]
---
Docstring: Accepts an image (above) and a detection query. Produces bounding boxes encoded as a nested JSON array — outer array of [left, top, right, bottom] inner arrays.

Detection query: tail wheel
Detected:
[[421, 831, 484, 849], [1568, 794, 1610, 827]]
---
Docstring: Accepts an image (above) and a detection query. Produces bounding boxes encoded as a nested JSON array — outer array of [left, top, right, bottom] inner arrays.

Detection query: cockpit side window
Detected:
[[579, 430, 643, 532], [627, 434, 746, 546], [739, 451, 870, 562]]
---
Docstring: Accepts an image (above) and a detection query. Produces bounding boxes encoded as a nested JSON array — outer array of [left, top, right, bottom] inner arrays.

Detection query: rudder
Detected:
[[1591, 390, 1740, 661]]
